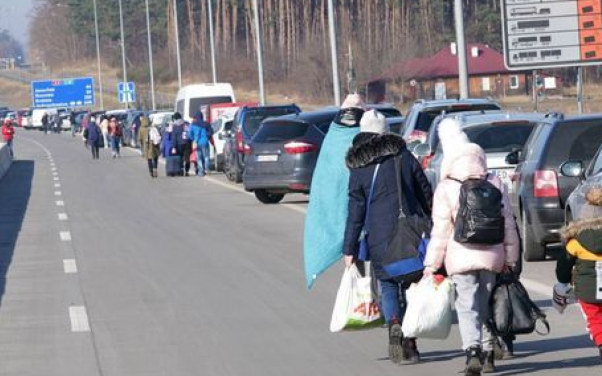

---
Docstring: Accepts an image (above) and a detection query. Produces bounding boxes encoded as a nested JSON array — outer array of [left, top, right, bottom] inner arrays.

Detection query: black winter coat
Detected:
[[342, 133, 433, 280]]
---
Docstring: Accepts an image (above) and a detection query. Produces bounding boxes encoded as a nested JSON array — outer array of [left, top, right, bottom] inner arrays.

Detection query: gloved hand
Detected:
[[552, 282, 572, 314]]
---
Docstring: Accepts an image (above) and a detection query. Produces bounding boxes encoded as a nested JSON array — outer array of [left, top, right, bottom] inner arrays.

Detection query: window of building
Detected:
[[510, 75, 520, 89], [482, 77, 491, 91]]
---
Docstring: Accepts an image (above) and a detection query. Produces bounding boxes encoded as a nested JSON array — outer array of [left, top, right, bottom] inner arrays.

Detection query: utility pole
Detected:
[[252, 0, 265, 105], [92, 0, 104, 109], [577, 66, 584, 114], [173, 0, 182, 89], [347, 43, 357, 94], [145, 0, 156, 110], [207, 0, 217, 84], [327, 0, 341, 106], [118, 0, 128, 109], [454, 0, 469, 99]]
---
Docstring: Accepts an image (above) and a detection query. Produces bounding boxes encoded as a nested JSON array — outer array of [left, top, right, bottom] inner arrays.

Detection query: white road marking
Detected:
[[52, 172, 58, 176], [54, 191, 62, 196], [59, 231, 72, 241], [58, 213, 68, 221], [51, 167, 57, 172], [54, 183, 61, 188], [69, 306, 90, 332], [53, 177, 59, 181], [56, 200, 65, 206], [63, 259, 78, 274]]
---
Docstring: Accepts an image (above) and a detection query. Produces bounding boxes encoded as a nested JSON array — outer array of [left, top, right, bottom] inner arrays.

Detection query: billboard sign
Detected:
[[502, 0, 602, 70], [31, 77, 95, 108]]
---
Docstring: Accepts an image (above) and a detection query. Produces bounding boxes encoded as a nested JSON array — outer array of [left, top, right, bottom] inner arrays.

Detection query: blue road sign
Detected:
[[31, 77, 95, 108], [118, 82, 136, 103]]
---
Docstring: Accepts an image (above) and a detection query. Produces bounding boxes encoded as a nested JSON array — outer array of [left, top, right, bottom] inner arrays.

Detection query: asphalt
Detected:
[[0, 128, 600, 375]]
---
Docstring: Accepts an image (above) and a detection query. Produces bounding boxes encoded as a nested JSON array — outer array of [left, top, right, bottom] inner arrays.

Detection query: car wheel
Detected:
[[254, 190, 284, 204], [521, 207, 546, 261]]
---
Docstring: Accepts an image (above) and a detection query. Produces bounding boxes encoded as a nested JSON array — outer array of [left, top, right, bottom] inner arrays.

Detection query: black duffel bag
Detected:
[[488, 272, 550, 337]]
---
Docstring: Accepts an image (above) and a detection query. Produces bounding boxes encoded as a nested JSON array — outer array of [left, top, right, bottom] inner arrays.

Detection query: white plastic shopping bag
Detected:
[[402, 275, 454, 339], [329, 264, 384, 332]]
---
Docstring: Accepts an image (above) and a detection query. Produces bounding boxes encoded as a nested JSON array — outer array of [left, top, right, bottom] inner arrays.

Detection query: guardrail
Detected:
[[0, 143, 12, 180]]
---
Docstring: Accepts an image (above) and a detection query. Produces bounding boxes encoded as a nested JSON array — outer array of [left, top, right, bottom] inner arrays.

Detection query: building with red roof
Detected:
[[367, 43, 534, 103]]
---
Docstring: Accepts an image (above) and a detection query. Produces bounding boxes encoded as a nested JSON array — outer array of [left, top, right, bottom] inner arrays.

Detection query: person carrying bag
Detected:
[[342, 110, 433, 365]]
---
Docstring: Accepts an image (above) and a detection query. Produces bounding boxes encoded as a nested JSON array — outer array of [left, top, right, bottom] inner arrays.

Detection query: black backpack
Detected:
[[488, 272, 550, 337], [450, 176, 505, 245]]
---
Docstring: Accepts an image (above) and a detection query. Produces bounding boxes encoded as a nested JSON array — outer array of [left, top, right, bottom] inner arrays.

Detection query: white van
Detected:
[[174, 83, 236, 123], [31, 108, 57, 130]]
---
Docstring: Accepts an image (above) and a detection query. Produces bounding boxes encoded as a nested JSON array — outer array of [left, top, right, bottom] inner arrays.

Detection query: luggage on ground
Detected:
[[166, 155, 182, 177]]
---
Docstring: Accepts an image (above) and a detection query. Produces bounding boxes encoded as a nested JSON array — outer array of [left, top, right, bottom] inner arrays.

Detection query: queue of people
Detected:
[[303, 94, 602, 376]]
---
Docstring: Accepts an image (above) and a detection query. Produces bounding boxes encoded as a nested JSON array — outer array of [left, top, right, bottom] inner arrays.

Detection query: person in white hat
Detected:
[[304, 94, 367, 289], [342, 109, 433, 364]]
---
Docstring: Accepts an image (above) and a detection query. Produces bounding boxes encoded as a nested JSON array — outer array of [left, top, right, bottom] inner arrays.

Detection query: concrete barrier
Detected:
[[0, 143, 12, 180]]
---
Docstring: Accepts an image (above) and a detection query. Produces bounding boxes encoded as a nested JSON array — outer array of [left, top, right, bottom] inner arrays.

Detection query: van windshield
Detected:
[[188, 96, 233, 118], [243, 108, 299, 136]]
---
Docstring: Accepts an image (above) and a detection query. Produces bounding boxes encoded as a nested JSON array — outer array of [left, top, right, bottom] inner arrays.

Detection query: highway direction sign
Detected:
[[31, 77, 95, 108], [118, 82, 136, 103], [502, 0, 602, 70]]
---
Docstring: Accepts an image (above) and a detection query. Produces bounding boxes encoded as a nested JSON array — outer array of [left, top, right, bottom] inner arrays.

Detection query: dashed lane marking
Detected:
[[59, 231, 72, 241], [53, 177, 59, 181], [52, 172, 58, 176], [54, 183, 61, 188], [54, 191, 62, 196], [56, 200, 64, 206], [63, 259, 78, 274], [58, 213, 68, 221], [69, 306, 90, 332]]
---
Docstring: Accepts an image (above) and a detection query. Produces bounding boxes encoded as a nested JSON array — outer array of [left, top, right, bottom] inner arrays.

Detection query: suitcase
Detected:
[[166, 155, 182, 177]]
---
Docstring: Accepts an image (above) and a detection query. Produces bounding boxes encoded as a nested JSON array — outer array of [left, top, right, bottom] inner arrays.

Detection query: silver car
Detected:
[[561, 143, 602, 223], [413, 112, 548, 195]]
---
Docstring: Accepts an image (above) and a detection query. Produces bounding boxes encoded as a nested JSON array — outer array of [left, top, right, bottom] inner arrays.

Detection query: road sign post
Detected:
[[118, 82, 136, 104], [31, 77, 95, 108]]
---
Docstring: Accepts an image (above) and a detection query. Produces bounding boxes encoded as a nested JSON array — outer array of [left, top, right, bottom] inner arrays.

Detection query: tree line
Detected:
[[29, 0, 504, 101]]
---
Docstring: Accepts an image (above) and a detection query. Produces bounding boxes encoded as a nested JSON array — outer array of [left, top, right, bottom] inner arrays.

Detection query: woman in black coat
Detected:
[[342, 110, 433, 365]]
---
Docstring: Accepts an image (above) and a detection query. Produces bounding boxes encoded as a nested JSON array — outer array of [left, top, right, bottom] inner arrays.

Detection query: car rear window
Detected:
[[188, 96, 233, 118], [374, 108, 402, 118], [464, 123, 535, 153], [243, 108, 299, 136], [415, 104, 501, 132], [546, 120, 602, 167], [253, 122, 309, 143]]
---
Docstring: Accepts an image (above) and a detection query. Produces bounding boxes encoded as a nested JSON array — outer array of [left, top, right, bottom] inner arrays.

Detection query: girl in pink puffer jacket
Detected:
[[423, 118, 519, 376]]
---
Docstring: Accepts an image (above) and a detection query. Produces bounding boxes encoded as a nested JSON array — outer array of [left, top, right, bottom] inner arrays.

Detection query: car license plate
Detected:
[[491, 168, 513, 192], [257, 155, 278, 162]]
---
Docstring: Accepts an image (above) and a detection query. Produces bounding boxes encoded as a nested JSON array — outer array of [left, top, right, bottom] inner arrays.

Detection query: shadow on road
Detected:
[[0, 160, 34, 308], [496, 355, 600, 375]]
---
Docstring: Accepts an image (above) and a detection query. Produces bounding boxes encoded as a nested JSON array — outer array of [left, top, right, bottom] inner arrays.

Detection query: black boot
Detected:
[[482, 350, 495, 373], [598, 345, 602, 365], [401, 337, 420, 364], [465, 346, 483, 376], [388, 318, 403, 364], [503, 337, 515, 359]]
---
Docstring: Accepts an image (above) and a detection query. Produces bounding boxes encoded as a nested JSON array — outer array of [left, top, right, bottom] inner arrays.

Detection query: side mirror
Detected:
[[413, 143, 431, 157], [560, 160, 584, 178], [505, 150, 520, 165]]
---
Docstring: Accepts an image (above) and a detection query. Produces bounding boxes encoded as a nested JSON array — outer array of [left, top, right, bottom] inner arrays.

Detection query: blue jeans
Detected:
[[197, 145, 210, 175], [111, 136, 121, 154], [380, 278, 407, 324]]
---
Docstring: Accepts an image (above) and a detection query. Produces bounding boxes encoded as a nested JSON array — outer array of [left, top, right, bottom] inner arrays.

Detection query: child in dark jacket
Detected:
[[555, 186, 602, 363]]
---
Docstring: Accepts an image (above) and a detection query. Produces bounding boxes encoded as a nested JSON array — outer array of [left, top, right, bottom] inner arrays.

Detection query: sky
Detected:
[[1, 0, 36, 49]]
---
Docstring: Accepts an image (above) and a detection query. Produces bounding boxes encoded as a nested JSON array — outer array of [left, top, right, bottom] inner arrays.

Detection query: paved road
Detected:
[[0, 129, 600, 375]]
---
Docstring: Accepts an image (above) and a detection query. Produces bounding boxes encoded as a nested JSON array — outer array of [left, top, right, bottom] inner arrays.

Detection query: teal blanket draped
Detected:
[[304, 123, 359, 288]]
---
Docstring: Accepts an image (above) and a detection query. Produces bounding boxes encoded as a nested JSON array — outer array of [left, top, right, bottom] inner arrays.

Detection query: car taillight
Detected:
[[236, 128, 244, 153], [284, 141, 317, 154], [421, 154, 434, 170], [243, 144, 252, 155], [534, 170, 558, 198]]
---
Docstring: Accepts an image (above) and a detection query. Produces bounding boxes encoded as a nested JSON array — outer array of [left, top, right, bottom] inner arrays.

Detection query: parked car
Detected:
[[561, 143, 602, 224], [243, 108, 338, 203], [175, 83, 236, 123], [17, 109, 32, 128], [508, 113, 602, 261], [414, 112, 543, 192], [31, 108, 58, 131], [387, 116, 405, 134], [223, 104, 301, 183], [57, 108, 72, 130], [149, 111, 174, 134], [365, 103, 402, 118], [210, 116, 234, 172], [401, 98, 502, 148]]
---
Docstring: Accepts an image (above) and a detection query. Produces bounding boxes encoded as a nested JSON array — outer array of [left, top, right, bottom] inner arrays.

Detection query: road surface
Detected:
[[0, 129, 600, 375]]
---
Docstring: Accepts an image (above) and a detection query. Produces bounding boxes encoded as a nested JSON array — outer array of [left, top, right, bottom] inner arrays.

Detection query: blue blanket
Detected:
[[304, 123, 360, 288]]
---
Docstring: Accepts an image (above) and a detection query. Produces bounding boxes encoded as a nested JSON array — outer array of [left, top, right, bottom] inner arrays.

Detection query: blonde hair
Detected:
[[586, 186, 602, 207]]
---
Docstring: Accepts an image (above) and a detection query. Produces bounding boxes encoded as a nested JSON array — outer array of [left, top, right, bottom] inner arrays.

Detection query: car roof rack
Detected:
[[544, 112, 564, 120]]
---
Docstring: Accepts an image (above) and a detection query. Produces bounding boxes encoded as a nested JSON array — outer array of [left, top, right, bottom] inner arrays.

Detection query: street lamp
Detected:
[[118, 0, 128, 109], [207, 0, 217, 83], [145, 0, 156, 110], [92, 0, 104, 109], [173, 0, 182, 89], [327, 0, 340, 106], [252, 0, 265, 105]]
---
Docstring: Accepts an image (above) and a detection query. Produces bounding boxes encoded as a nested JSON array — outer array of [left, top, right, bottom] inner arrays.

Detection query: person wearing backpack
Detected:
[[342, 110, 433, 365], [138, 116, 161, 178], [555, 186, 602, 364], [108, 117, 122, 159], [423, 118, 519, 376], [85, 116, 102, 160], [189, 112, 210, 176]]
